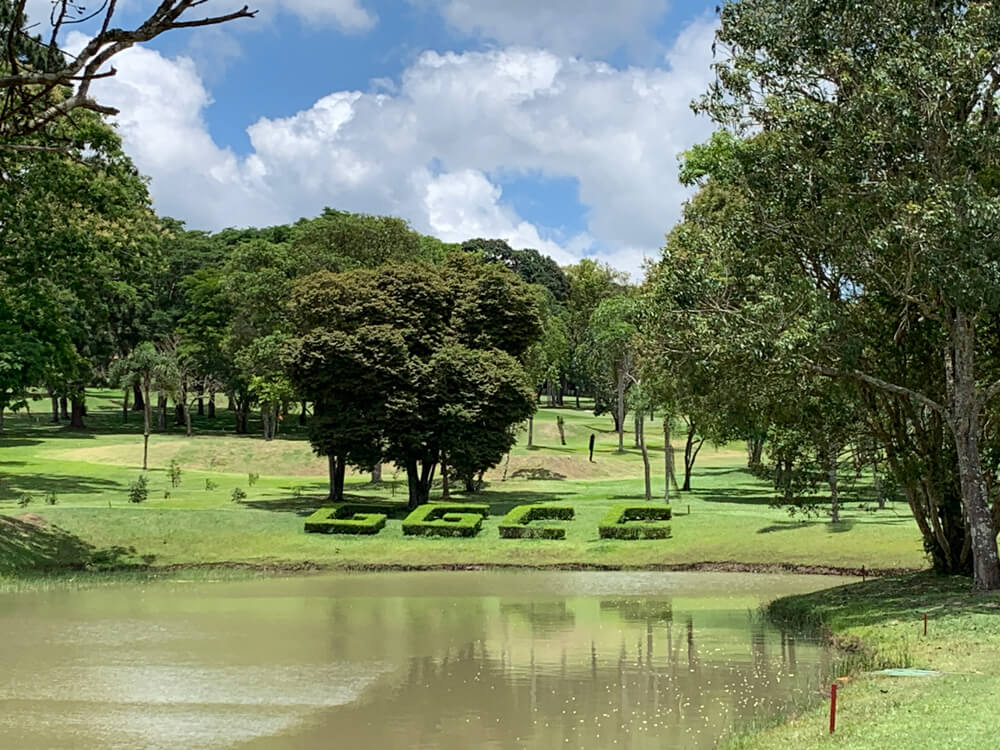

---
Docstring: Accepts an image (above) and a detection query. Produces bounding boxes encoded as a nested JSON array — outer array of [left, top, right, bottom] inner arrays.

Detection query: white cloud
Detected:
[[89, 17, 718, 277], [420, 0, 671, 58], [257, 0, 377, 31]]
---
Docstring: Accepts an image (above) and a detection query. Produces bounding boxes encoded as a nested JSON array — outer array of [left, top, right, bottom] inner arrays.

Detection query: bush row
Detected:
[[304, 505, 388, 534], [498, 504, 575, 540], [598, 504, 672, 540], [401, 504, 490, 537]]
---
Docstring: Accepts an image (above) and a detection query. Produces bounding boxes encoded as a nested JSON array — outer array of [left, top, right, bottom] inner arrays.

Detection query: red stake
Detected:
[[829, 683, 838, 733], [924, 613, 928, 636]]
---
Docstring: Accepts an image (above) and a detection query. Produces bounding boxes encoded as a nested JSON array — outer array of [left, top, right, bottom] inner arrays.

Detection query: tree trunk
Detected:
[[208, 392, 216, 419], [682, 420, 704, 492], [616, 366, 626, 453], [328, 455, 346, 501], [299, 400, 308, 426], [227, 394, 235, 411], [69, 395, 85, 429], [184, 400, 192, 437], [157, 392, 166, 431], [132, 383, 144, 411], [556, 416, 566, 445], [121, 387, 130, 423], [441, 453, 450, 500], [527, 415, 534, 448], [49, 391, 60, 423], [575, 388, 580, 410], [405, 456, 435, 510], [633, 412, 641, 449], [0, 406, 4, 431], [639, 413, 651, 501], [59, 396, 69, 420], [142, 380, 152, 471], [174, 398, 185, 426], [828, 444, 840, 524], [944, 310, 1000, 590], [262, 407, 272, 442], [197, 395, 205, 416], [663, 417, 678, 504], [746, 437, 764, 471], [371, 461, 382, 483]]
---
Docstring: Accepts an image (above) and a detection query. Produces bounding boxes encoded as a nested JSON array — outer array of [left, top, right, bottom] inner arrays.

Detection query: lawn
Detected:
[[724, 573, 1000, 749], [0, 389, 927, 574]]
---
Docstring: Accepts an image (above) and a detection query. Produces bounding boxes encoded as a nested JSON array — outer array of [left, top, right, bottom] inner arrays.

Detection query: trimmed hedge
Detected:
[[402, 503, 489, 538], [498, 504, 575, 540], [304, 504, 389, 535], [598, 504, 672, 540]]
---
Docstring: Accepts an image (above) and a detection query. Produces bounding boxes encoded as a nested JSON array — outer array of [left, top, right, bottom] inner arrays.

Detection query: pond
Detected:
[[0, 571, 840, 749]]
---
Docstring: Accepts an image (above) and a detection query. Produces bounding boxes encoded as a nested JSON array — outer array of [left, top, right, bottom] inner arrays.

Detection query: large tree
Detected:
[[286, 258, 540, 509], [694, 0, 1000, 588]]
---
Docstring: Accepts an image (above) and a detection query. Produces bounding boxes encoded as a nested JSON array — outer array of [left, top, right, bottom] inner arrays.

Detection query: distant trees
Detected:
[[286, 258, 540, 508]]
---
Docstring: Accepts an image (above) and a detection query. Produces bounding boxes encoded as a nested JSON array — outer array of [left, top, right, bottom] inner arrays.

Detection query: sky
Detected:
[[29, 0, 722, 276]]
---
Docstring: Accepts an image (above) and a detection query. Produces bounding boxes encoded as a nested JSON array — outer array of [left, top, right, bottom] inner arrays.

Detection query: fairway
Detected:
[[0, 391, 927, 575]]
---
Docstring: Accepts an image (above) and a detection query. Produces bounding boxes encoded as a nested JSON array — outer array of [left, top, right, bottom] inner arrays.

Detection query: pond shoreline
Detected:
[[152, 559, 915, 578]]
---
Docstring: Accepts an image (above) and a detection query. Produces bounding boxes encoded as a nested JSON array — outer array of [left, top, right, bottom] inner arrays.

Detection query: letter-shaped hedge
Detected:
[[498, 504, 574, 539], [401, 504, 489, 538], [304, 504, 389, 535], [598, 504, 672, 540]]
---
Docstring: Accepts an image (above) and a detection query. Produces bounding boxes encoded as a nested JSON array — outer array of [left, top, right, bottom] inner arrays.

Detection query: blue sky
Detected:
[[43, 0, 722, 275]]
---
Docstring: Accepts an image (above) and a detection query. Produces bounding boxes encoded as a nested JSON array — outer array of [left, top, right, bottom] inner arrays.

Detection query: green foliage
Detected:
[[462, 238, 570, 301], [204, 479, 218, 491], [127, 476, 149, 504], [401, 504, 489, 537], [16, 493, 31, 508], [498, 504, 575, 540], [598, 505, 672, 540], [248, 472, 260, 487], [230, 487, 247, 503], [44, 491, 57, 506], [303, 505, 389, 535], [167, 459, 183, 488]]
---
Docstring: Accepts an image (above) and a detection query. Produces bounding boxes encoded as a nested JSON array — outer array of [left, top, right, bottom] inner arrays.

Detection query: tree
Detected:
[[0, 1, 256, 143], [565, 259, 627, 407], [462, 238, 570, 302], [585, 295, 642, 453], [698, 0, 1000, 589], [111, 343, 179, 470], [286, 258, 541, 509]]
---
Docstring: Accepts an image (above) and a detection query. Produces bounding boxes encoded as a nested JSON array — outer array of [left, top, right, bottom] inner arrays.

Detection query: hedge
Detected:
[[304, 504, 389, 535], [498, 504, 575, 540], [598, 504, 672, 540], [401, 503, 490, 538]]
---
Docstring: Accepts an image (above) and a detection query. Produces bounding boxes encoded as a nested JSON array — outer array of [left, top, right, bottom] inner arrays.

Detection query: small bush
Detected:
[[304, 504, 388, 535], [231, 487, 247, 502], [163, 490, 171, 500], [499, 504, 574, 540], [168, 458, 182, 488], [248, 472, 260, 487], [598, 504, 672, 540], [44, 491, 58, 506], [128, 475, 149, 504], [204, 478, 218, 491], [292, 485, 304, 498], [402, 504, 489, 538], [16, 493, 32, 508]]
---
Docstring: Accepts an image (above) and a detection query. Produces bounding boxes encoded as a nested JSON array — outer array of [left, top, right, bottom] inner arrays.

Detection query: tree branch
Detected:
[[809, 361, 946, 415]]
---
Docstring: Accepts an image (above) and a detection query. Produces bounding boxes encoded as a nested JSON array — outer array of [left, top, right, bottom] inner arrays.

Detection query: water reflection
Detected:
[[0, 573, 833, 750]]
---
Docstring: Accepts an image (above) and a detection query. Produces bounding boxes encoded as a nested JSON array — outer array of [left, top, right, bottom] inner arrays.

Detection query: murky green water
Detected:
[[0, 571, 839, 749]]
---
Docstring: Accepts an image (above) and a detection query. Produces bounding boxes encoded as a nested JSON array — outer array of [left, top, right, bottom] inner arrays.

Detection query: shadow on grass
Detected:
[[757, 521, 812, 534], [690, 488, 777, 506], [0, 473, 123, 500], [767, 571, 1000, 631], [510, 468, 567, 481], [0, 515, 152, 574]]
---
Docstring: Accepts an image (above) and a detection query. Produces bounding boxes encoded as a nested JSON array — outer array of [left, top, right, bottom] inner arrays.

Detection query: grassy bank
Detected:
[[725, 573, 1000, 749], [1, 390, 928, 575]]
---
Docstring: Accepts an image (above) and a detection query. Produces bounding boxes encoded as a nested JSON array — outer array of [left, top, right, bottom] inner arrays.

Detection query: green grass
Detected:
[[0, 389, 928, 573], [723, 573, 1000, 749]]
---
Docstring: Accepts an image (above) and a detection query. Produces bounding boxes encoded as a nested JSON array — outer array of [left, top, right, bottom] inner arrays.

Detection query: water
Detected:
[[0, 571, 838, 749]]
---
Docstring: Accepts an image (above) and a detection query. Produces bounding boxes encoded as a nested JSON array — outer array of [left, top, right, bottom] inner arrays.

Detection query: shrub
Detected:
[[248, 472, 260, 487], [401, 504, 489, 538], [499, 504, 574, 540], [598, 504, 672, 540], [231, 487, 247, 502], [128, 475, 149, 504], [304, 504, 389, 535], [16, 493, 32, 508], [44, 491, 58, 506], [168, 458, 182, 488], [205, 478, 218, 491]]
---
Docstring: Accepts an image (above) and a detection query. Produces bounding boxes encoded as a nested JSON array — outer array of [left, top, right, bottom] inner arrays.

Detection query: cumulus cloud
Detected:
[[418, 0, 672, 59], [89, 17, 718, 276]]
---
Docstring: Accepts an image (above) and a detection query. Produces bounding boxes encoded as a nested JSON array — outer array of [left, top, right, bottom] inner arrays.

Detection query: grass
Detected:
[[0, 389, 928, 574], [723, 573, 1000, 749]]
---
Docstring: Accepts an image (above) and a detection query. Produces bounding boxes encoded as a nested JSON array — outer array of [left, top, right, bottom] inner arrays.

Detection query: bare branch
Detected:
[[809, 360, 946, 415]]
